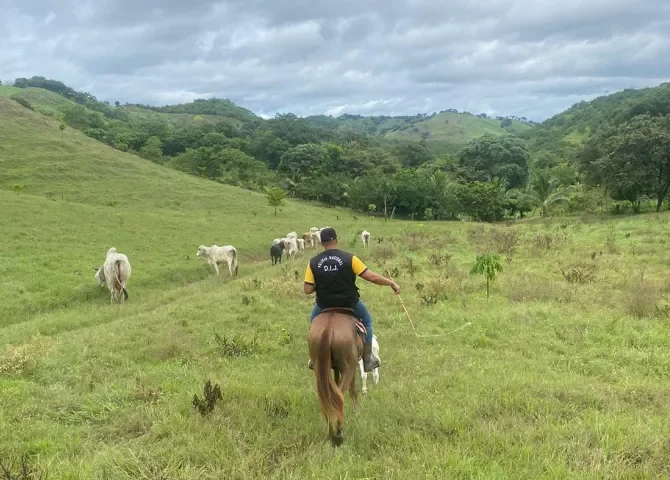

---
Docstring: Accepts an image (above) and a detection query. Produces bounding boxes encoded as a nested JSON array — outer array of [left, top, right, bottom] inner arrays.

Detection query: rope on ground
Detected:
[[386, 268, 472, 338]]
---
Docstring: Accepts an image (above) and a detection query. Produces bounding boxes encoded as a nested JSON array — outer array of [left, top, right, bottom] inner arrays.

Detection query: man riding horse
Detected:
[[304, 227, 400, 372]]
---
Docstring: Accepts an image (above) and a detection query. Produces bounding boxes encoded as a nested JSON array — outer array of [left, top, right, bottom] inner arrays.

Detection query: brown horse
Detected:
[[307, 308, 364, 446]]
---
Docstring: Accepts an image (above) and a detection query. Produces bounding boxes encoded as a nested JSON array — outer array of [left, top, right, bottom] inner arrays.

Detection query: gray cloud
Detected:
[[1, 0, 669, 121]]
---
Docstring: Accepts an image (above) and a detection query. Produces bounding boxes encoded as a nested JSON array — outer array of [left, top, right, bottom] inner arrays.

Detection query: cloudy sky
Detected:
[[2, 0, 669, 121]]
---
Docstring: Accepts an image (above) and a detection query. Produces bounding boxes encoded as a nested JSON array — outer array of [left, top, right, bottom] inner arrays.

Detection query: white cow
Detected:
[[361, 230, 371, 249], [94, 247, 132, 304], [308, 227, 320, 248], [197, 244, 239, 277], [359, 335, 380, 395], [310, 231, 321, 249], [272, 238, 282, 245], [284, 237, 299, 259], [297, 238, 305, 252]]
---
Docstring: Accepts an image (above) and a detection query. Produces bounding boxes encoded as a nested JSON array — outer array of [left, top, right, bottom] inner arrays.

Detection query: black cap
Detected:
[[320, 227, 337, 243]]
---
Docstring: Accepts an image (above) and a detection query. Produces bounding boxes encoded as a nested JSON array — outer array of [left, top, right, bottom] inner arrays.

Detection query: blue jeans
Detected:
[[310, 299, 373, 344]]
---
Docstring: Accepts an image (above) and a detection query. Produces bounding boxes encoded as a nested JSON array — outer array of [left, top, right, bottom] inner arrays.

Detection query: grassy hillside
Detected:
[[1, 89, 670, 478], [307, 112, 532, 150], [0, 87, 244, 129], [0, 96, 347, 322]]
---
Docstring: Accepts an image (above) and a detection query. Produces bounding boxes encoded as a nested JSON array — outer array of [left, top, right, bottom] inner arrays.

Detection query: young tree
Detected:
[[265, 187, 287, 216], [469, 253, 503, 300]]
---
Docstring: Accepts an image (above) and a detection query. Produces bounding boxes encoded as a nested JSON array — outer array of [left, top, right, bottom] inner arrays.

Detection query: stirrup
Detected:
[[308, 359, 314, 370], [363, 354, 380, 372]]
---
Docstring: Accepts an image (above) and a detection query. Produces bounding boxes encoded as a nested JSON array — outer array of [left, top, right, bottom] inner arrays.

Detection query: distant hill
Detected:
[[132, 98, 259, 124], [0, 86, 246, 129], [306, 111, 533, 151], [523, 82, 670, 159]]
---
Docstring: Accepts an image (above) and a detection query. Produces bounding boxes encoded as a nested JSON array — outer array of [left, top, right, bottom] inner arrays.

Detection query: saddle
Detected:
[[321, 307, 367, 338]]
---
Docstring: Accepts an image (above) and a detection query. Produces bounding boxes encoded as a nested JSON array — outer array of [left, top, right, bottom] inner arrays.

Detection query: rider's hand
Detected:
[[391, 282, 401, 295]]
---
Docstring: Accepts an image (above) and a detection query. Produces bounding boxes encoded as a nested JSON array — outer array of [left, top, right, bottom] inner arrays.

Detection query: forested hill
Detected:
[[305, 111, 533, 151], [132, 98, 259, 124], [3, 75, 670, 219], [522, 82, 670, 161]]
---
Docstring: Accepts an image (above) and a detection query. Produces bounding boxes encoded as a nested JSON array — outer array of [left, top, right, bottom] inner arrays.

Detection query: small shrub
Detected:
[[214, 333, 260, 357], [656, 300, 670, 318], [466, 226, 487, 249], [12, 184, 24, 195], [490, 229, 518, 257], [403, 258, 419, 277], [241, 295, 254, 306], [625, 271, 660, 319], [133, 378, 163, 404], [278, 328, 293, 346], [606, 222, 618, 253], [421, 277, 449, 302], [421, 295, 439, 307], [506, 274, 569, 302], [0, 454, 47, 479], [264, 395, 291, 419], [560, 265, 596, 284], [0, 334, 53, 376], [192, 380, 222, 416], [534, 233, 554, 251], [371, 245, 395, 262], [428, 251, 452, 267]]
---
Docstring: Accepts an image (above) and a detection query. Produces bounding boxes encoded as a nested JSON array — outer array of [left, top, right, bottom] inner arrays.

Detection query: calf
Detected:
[[359, 335, 380, 395], [270, 241, 284, 265], [361, 230, 371, 249]]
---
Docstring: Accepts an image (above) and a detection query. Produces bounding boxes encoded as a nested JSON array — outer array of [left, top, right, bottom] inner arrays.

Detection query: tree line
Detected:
[[9, 76, 670, 219]]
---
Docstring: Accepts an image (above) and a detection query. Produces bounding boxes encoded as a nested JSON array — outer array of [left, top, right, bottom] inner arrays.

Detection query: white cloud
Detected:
[[0, 0, 669, 120]]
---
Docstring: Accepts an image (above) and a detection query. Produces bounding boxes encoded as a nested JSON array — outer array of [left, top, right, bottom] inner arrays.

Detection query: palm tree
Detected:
[[528, 170, 572, 215]]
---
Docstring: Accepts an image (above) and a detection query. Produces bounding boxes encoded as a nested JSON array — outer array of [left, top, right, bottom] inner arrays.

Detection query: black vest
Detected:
[[310, 249, 360, 309]]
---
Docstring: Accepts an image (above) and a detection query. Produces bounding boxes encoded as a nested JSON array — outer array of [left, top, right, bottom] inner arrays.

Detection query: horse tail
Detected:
[[315, 324, 343, 430]]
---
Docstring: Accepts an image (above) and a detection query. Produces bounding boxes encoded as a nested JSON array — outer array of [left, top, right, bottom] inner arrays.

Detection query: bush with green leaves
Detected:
[[469, 253, 503, 300]]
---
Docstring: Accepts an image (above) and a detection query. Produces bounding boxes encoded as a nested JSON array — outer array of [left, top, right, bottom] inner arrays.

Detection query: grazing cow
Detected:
[[197, 244, 239, 276], [297, 238, 305, 252], [94, 247, 131, 304], [359, 335, 380, 395], [361, 230, 371, 249], [270, 241, 285, 265]]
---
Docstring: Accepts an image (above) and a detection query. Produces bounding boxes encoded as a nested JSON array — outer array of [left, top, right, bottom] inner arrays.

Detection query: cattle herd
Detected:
[[93, 227, 373, 304], [92, 227, 379, 390]]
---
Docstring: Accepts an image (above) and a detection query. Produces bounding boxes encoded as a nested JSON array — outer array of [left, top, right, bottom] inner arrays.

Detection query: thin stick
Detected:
[[386, 268, 472, 338]]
